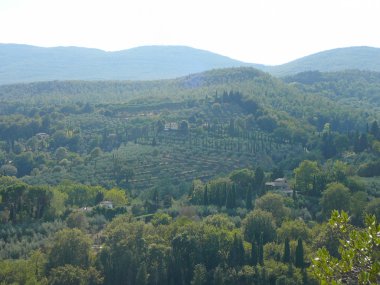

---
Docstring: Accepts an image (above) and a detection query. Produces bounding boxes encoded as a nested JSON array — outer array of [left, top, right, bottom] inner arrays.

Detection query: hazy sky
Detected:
[[1, 0, 379, 65]]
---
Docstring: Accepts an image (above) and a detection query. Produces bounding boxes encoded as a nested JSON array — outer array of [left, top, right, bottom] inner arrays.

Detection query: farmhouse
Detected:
[[265, 178, 293, 196], [99, 200, 113, 209]]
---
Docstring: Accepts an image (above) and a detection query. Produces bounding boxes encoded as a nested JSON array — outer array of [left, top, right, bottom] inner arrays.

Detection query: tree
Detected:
[[55, 147, 68, 161], [203, 185, 209, 206], [295, 238, 304, 268], [225, 186, 236, 209], [135, 262, 149, 285], [277, 220, 311, 242], [321, 132, 337, 158], [354, 133, 368, 153], [327, 160, 349, 184], [191, 264, 207, 285], [66, 211, 89, 231], [228, 234, 245, 267], [254, 167, 265, 194], [213, 266, 225, 285], [283, 238, 290, 263], [13, 151, 35, 177], [255, 192, 290, 225], [294, 160, 321, 192], [245, 184, 253, 210], [49, 265, 88, 285], [312, 211, 380, 284], [0, 164, 17, 176], [369, 120, 379, 139], [179, 120, 189, 134], [258, 232, 264, 266], [350, 191, 368, 225], [151, 212, 172, 226], [320, 183, 351, 219], [48, 265, 102, 285], [230, 168, 255, 189], [251, 240, 258, 266], [47, 229, 92, 270], [242, 209, 277, 244], [104, 188, 128, 207]]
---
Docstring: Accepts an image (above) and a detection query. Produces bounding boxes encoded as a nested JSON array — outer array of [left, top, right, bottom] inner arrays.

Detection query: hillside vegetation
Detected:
[[0, 67, 379, 284]]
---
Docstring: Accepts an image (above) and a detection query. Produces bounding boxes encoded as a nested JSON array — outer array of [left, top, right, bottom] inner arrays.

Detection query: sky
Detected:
[[1, 0, 379, 65]]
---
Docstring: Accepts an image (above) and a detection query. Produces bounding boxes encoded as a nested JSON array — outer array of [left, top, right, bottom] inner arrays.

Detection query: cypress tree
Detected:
[[283, 238, 290, 263], [135, 262, 148, 285], [226, 187, 234, 209], [203, 185, 209, 206], [152, 189, 159, 212], [251, 239, 258, 266], [258, 232, 264, 266], [254, 167, 265, 195], [295, 238, 304, 268], [216, 186, 221, 207], [228, 235, 236, 267], [228, 233, 245, 267], [246, 183, 253, 210], [236, 235, 245, 266]]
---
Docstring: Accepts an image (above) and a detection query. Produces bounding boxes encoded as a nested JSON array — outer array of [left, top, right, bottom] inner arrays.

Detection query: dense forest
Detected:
[[0, 67, 379, 284]]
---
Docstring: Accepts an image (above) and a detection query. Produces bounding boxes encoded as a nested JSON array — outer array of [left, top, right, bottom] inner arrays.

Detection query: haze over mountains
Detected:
[[0, 44, 379, 85]]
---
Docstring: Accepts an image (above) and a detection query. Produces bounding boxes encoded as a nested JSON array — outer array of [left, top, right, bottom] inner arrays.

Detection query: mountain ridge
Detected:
[[264, 46, 380, 76], [1, 44, 380, 85]]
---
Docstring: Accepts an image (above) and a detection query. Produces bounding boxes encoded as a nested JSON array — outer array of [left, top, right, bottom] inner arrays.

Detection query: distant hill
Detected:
[[0, 44, 255, 85], [266, 46, 380, 76], [1, 67, 379, 139], [0, 44, 380, 85]]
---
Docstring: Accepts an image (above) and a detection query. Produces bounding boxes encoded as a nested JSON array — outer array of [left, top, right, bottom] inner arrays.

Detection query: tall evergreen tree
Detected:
[[225, 186, 235, 209], [295, 238, 304, 268], [246, 183, 253, 210], [251, 240, 258, 266], [152, 189, 159, 212], [236, 235, 245, 266], [370, 120, 380, 139], [228, 236, 237, 267], [258, 232, 264, 266], [135, 262, 148, 285], [203, 185, 209, 206], [254, 167, 265, 195], [231, 184, 236, 208], [283, 238, 290, 263]]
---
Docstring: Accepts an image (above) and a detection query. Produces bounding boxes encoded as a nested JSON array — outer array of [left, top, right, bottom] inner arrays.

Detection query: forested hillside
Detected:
[[0, 67, 379, 284]]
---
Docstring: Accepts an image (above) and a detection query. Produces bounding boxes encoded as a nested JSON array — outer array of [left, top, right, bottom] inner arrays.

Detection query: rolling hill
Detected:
[[265, 46, 380, 76], [0, 44, 380, 85], [0, 44, 255, 85]]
